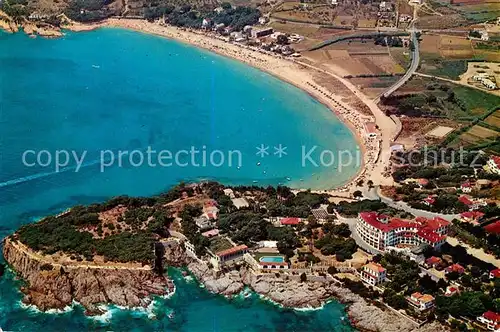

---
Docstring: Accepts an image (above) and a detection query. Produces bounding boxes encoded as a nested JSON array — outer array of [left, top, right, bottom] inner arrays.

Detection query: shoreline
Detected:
[[62, 18, 377, 193]]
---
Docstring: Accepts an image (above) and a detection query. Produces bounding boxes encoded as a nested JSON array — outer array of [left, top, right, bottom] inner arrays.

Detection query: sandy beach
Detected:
[[66, 18, 387, 192], [1, 15, 395, 193]]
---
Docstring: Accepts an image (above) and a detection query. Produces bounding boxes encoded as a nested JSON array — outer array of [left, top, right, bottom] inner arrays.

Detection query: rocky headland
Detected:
[[186, 256, 446, 332], [2, 237, 172, 315]]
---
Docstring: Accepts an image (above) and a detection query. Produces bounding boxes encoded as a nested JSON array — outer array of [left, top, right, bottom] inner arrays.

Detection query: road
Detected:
[[381, 29, 420, 99], [362, 186, 459, 221], [447, 237, 500, 268]]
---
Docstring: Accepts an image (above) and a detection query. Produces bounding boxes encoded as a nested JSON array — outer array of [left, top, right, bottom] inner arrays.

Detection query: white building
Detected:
[[487, 156, 500, 174], [355, 212, 449, 252], [477, 311, 500, 331], [360, 263, 387, 286], [209, 245, 248, 270], [407, 292, 435, 311], [185, 240, 197, 258], [364, 122, 377, 138]]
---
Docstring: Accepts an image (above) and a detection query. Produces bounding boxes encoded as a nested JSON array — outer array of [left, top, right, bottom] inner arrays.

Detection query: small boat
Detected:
[[252, 180, 258, 183], [256, 162, 261, 166], [92, 65, 100, 69], [286, 177, 291, 181], [168, 312, 175, 319]]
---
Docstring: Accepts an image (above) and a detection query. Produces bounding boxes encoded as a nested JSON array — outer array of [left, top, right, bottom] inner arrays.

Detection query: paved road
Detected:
[[447, 237, 500, 268], [361, 186, 459, 221], [382, 29, 420, 98]]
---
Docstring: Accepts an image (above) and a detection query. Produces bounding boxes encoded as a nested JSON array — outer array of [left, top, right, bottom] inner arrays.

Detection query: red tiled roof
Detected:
[[364, 262, 386, 273], [418, 178, 429, 186], [459, 195, 473, 206], [416, 216, 449, 231], [446, 263, 465, 274], [482, 311, 500, 323], [461, 211, 484, 220], [216, 244, 248, 257], [207, 212, 215, 219], [417, 229, 445, 243], [461, 182, 471, 188], [423, 196, 436, 205], [280, 217, 300, 225], [490, 269, 500, 278], [426, 256, 442, 265], [491, 156, 500, 168], [485, 221, 500, 234]]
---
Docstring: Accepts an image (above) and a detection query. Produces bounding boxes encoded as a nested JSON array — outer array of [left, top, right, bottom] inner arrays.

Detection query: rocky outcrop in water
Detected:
[[2, 237, 172, 314]]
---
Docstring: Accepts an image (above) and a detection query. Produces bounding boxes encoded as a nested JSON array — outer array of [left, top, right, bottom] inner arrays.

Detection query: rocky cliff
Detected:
[[188, 260, 448, 332], [3, 237, 172, 314]]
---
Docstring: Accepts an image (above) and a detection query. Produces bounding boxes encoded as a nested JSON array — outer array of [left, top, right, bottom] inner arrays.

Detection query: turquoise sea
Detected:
[[0, 28, 359, 330]]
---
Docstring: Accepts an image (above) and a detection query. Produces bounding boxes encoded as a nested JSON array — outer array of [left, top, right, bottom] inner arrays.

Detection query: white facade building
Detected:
[[360, 263, 387, 286]]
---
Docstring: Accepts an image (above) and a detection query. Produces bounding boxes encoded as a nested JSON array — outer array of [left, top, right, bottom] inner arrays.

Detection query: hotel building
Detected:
[[360, 262, 387, 286], [355, 212, 449, 252]]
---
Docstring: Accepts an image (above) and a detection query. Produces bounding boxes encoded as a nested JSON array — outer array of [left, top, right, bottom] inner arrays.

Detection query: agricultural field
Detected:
[[419, 34, 477, 80], [301, 39, 407, 79], [417, 1, 500, 28], [459, 125, 499, 145], [484, 109, 500, 129], [270, 0, 384, 28], [379, 76, 500, 119], [348, 76, 400, 99]]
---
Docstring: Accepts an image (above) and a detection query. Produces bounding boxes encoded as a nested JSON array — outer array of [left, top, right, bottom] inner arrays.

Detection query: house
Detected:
[[223, 188, 235, 199], [477, 311, 500, 331], [185, 240, 197, 258], [417, 178, 429, 188], [425, 256, 442, 269], [461, 181, 473, 193], [202, 229, 220, 238], [364, 122, 377, 138], [490, 269, 500, 279], [211, 245, 249, 270], [258, 16, 269, 25], [407, 292, 435, 311], [423, 195, 436, 206], [481, 31, 490, 41], [482, 78, 497, 90], [214, 23, 225, 32], [460, 211, 484, 224], [202, 18, 211, 29], [214, 6, 224, 14], [445, 263, 465, 275], [251, 28, 274, 39], [195, 215, 215, 230], [486, 156, 500, 174], [445, 285, 460, 296], [476, 179, 492, 190], [280, 217, 301, 226], [459, 195, 486, 210], [360, 263, 387, 286], [231, 197, 249, 209]]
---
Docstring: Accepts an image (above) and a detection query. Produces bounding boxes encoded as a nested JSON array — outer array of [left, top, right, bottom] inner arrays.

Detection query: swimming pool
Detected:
[[259, 256, 285, 263]]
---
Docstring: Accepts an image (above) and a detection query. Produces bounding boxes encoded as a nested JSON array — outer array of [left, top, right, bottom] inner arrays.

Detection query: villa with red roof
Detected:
[[460, 211, 485, 224], [360, 262, 387, 286], [490, 269, 500, 279], [355, 212, 449, 252], [425, 256, 443, 268], [280, 217, 301, 226], [486, 156, 500, 175], [423, 195, 436, 206], [445, 285, 459, 297], [407, 292, 435, 311], [459, 195, 486, 211], [445, 263, 465, 275], [461, 181, 472, 193], [209, 244, 249, 270], [485, 221, 500, 234], [477, 311, 500, 331]]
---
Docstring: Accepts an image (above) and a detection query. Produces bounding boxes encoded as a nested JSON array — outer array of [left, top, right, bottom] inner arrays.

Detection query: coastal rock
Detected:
[[163, 241, 189, 267], [2, 237, 171, 314]]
